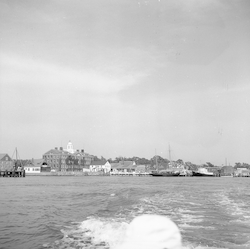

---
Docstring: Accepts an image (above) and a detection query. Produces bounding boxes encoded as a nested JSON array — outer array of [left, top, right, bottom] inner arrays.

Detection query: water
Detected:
[[0, 176, 250, 249]]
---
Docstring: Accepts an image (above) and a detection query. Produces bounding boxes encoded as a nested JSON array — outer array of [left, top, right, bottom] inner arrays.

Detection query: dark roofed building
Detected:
[[43, 147, 70, 172], [24, 159, 48, 174], [43, 147, 94, 172], [111, 161, 136, 172], [220, 166, 234, 176], [0, 153, 13, 171]]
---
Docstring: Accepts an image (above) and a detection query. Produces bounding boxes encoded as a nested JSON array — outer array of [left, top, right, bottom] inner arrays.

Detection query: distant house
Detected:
[[235, 168, 250, 177], [111, 161, 136, 172], [220, 166, 234, 176], [135, 165, 146, 173], [205, 166, 221, 175], [90, 161, 111, 173], [24, 159, 48, 173], [0, 153, 13, 171]]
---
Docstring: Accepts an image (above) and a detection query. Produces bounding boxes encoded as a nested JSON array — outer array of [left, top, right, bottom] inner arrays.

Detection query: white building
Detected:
[[24, 159, 46, 174], [90, 161, 111, 173]]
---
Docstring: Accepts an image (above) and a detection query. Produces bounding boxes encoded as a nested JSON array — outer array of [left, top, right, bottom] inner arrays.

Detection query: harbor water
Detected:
[[0, 176, 250, 249]]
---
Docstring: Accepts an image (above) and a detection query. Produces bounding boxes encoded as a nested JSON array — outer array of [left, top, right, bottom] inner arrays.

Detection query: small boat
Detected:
[[192, 168, 214, 177]]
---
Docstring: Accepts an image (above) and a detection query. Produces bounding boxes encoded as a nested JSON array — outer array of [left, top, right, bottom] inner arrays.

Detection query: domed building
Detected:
[[43, 141, 94, 172], [66, 140, 75, 154]]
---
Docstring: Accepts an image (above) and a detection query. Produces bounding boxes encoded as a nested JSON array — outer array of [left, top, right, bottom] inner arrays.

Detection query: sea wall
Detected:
[[25, 172, 110, 176]]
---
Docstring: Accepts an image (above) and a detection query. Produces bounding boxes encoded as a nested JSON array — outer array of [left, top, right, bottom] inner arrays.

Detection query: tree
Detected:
[[234, 162, 242, 168], [176, 159, 184, 165], [206, 162, 214, 167]]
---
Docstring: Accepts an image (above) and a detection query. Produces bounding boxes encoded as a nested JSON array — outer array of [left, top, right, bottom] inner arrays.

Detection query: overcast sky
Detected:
[[0, 0, 250, 165]]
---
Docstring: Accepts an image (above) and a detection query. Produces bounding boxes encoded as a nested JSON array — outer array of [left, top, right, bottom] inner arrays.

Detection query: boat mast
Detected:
[[155, 149, 158, 172], [169, 145, 171, 161], [169, 144, 172, 167]]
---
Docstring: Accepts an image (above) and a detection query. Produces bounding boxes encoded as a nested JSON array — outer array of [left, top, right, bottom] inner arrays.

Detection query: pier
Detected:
[[110, 172, 151, 176], [0, 170, 25, 177]]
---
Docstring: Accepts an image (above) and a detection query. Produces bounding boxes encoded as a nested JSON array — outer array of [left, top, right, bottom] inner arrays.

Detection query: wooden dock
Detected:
[[110, 172, 151, 176], [0, 170, 25, 177]]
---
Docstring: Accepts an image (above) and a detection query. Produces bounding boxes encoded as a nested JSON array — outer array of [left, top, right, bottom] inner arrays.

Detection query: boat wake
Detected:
[[44, 189, 250, 249], [43, 216, 231, 249]]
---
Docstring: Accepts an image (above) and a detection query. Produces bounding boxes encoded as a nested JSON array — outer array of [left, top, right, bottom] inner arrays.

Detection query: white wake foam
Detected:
[[44, 216, 237, 249]]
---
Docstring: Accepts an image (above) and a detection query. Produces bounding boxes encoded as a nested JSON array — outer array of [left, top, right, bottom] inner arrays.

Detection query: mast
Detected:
[[12, 147, 23, 170], [155, 149, 158, 172], [169, 145, 171, 162], [168, 144, 172, 167]]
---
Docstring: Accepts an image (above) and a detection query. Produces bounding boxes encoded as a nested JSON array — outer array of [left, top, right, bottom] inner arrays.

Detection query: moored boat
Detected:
[[192, 168, 214, 177], [151, 171, 180, 177]]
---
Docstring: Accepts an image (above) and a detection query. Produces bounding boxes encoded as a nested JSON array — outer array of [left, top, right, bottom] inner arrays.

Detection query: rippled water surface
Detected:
[[1, 176, 250, 249]]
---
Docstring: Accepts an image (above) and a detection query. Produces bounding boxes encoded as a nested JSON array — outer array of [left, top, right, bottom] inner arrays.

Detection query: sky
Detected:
[[0, 0, 250, 165]]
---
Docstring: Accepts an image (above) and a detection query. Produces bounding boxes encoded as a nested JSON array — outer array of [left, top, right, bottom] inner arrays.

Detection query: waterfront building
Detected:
[[135, 165, 146, 173], [220, 166, 234, 176], [205, 166, 221, 175], [0, 153, 13, 171], [110, 161, 136, 173], [235, 168, 250, 177], [23, 159, 48, 174], [73, 150, 93, 168], [43, 147, 71, 172], [64, 150, 94, 172], [90, 160, 111, 173], [43, 142, 94, 172]]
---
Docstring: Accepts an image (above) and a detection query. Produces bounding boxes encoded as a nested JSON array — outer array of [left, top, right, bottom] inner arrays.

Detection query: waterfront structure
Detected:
[[90, 160, 111, 173], [135, 165, 147, 173], [220, 166, 234, 176], [110, 161, 136, 173], [0, 153, 13, 171], [43, 142, 94, 172], [73, 150, 93, 169], [65, 150, 94, 172], [235, 168, 250, 177], [43, 147, 70, 172], [23, 159, 49, 174], [0, 152, 25, 177]]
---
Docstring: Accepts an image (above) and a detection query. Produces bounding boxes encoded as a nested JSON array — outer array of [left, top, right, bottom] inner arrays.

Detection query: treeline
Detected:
[[93, 156, 250, 169], [234, 162, 250, 169], [94, 155, 173, 166], [94, 155, 171, 166]]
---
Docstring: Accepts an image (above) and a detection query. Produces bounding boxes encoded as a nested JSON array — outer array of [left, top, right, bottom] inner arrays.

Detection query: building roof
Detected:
[[43, 149, 70, 155], [136, 165, 146, 169], [91, 160, 107, 166], [236, 168, 250, 173], [24, 159, 47, 167], [111, 161, 136, 169], [0, 153, 8, 160], [118, 161, 135, 167]]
